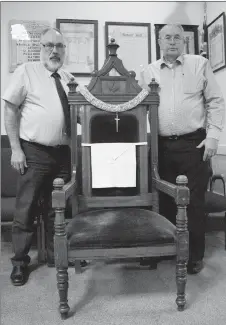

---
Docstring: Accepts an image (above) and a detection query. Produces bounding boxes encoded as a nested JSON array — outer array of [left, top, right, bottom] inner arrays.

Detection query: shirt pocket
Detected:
[[183, 73, 205, 94]]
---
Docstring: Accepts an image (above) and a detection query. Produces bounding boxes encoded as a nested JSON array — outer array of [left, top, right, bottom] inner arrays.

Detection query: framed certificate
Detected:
[[9, 20, 50, 72], [56, 19, 98, 76], [207, 12, 226, 73], [154, 24, 199, 60], [105, 22, 151, 80]]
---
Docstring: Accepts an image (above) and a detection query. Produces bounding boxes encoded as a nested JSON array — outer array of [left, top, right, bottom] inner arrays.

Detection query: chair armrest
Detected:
[[153, 170, 189, 206], [210, 173, 226, 196], [154, 178, 177, 199]]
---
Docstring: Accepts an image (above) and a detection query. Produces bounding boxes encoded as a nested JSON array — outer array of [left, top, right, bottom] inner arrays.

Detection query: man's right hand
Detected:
[[11, 148, 28, 174]]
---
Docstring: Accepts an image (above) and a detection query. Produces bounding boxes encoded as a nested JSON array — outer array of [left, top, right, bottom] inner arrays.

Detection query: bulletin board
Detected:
[[9, 20, 50, 72]]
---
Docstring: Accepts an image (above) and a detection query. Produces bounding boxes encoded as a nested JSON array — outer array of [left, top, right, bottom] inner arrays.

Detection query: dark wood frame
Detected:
[[207, 12, 226, 73], [56, 19, 98, 77], [154, 24, 199, 60], [105, 21, 151, 70]]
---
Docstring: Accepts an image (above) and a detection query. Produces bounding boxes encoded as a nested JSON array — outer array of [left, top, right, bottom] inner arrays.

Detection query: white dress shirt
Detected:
[[2, 62, 74, 146], [142, 54, 225, 140]]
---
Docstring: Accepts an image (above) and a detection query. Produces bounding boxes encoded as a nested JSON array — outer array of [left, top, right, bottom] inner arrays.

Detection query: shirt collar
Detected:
[[160, 54, 184, 68], [41, 63, 63, 78]]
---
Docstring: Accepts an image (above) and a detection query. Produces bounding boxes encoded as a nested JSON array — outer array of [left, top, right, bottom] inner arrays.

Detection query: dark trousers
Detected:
[[158, 129, 210, 262], [11, 139, 71, 266]]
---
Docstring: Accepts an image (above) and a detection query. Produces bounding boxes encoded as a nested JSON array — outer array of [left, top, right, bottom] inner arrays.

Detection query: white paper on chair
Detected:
[[91, 143, 136, 188]]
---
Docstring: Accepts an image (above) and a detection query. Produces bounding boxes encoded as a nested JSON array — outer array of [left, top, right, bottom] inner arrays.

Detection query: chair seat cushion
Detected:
[[66, 208, 176, 250], [1, 197, 16, 222], [205, 192, 226, 213]]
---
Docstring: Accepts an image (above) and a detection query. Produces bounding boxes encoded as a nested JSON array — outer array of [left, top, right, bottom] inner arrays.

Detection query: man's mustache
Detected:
[[50, 56, 60, 61]]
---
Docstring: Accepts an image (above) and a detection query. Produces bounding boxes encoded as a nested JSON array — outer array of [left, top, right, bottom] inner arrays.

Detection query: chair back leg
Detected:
[[37, 215, 46, 263]]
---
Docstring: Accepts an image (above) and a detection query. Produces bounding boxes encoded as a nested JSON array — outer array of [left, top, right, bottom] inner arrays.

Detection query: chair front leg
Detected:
[[175, 176, 189, 311], [53, 178, 70, 319], [54, 206, 70, 319]]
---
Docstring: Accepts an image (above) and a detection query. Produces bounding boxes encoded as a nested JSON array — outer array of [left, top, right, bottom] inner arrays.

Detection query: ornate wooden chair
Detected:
[[52, 39, 190, 319]]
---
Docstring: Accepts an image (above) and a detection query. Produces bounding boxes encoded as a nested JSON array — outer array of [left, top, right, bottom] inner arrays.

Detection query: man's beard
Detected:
[[44, 58, 62, 72]]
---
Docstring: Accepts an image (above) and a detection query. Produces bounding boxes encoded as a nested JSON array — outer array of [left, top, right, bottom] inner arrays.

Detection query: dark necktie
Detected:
[[51, 72, 71, 137]]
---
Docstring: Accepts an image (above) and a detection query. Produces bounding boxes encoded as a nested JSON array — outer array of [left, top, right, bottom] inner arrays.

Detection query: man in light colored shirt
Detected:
[[142, 24, 225, 274], [2, 27, 74, 286]]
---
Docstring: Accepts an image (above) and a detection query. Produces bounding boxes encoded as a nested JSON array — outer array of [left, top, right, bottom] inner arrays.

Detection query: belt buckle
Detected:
[[169, 135, 178, 140]]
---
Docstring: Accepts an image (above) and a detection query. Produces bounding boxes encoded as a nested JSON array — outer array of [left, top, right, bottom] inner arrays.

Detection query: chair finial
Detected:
[[107, 38, 119, 56], [53, 178, 65, 189], [176, 175, 188, 185]]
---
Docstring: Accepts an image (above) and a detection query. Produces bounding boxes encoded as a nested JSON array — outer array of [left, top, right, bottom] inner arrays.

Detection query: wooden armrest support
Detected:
[[52, 177, 76, 209]]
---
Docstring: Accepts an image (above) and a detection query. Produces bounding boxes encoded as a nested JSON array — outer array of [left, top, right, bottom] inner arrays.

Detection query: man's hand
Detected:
[[11, 148, 28, 174], [196, 138, 219, 161]]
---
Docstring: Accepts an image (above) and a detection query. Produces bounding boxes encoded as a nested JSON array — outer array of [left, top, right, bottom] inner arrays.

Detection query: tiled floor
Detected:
[[1, 231, 226, 325]]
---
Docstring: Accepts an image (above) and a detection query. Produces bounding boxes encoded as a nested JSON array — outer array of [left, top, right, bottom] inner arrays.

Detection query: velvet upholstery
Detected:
[[66, 208, 176, 250]]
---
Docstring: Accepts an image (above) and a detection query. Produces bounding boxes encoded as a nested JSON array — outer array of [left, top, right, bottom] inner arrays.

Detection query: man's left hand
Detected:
[[196, 138, 219, 161]]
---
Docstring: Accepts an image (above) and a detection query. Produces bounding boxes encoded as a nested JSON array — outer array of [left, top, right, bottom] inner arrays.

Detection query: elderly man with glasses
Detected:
[[2, 27, 76, 285], [141, 24, 225, 274]]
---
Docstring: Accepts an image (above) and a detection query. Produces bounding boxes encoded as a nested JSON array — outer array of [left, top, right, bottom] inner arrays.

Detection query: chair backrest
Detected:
[[67, 39, 159, 212]]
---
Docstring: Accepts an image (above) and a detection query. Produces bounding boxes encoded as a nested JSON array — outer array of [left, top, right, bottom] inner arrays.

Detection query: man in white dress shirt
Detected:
[[142, 24, 225, 274], [2, 27, 74, 285]]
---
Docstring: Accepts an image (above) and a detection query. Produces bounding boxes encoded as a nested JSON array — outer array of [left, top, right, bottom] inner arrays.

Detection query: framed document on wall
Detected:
[[105, 22, 151, 80], [56, 19, 98, 76], [154, 24, 199, 60], [9, 20, 50, 72], [207, 12, 226, 73]]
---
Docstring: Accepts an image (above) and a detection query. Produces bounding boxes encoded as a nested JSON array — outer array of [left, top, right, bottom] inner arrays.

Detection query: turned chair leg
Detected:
[[56, 267, 70, 319], [176, 260, 187, 311]]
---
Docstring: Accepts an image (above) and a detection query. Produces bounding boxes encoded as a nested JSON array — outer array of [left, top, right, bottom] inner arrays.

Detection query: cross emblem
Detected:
[[114, 113, 120, 132]]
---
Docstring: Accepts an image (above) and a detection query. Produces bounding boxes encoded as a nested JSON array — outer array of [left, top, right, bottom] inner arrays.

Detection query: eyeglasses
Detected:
[[41, 43, 66, 51], [162, 36, 183, 43]]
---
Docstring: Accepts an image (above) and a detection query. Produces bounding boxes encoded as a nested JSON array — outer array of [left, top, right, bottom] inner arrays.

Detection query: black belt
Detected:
[[159, 128, 206, 141], [20, 138, 68, 149]]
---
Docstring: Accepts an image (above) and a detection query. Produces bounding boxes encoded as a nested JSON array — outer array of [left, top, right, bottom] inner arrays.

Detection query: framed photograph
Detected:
[[9, 20, 50, 72], [105, 22, 151, 80], [56, 19, 98, 76], [154, 24, 199, 60], [207, 12, 226, 73]]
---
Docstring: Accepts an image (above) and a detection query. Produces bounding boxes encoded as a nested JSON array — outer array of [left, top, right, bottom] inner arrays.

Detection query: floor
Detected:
[[1, 231, 226, 325]]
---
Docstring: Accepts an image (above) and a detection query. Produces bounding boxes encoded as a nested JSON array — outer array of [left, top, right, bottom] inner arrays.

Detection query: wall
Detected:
[[1, 0, 204, 134], [206, 1, 226, 155], [205, 2, 226, 193]]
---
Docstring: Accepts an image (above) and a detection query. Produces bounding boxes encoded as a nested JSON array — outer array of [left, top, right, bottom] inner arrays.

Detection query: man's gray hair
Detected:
[[40, 27, 63, 38], [159, 24, 184, 39]]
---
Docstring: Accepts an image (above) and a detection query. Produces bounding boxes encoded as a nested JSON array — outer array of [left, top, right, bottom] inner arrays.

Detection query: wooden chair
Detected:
[[52, 39, 190, 319]]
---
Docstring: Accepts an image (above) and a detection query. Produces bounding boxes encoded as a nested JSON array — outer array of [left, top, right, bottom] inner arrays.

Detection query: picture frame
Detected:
[[154, 24, 199, 60], [105, 21, 151, 80], [9, 20, 50, 72], [56, 19, 98, 76], [207, 12, 226, 73]]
